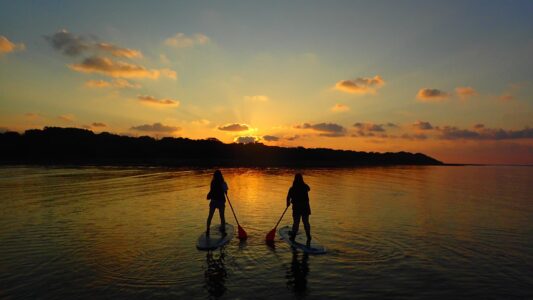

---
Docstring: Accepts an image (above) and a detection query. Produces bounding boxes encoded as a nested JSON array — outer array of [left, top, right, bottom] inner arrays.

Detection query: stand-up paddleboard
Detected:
[[279, 225, 326, 254], [197, 224, 234, 250]]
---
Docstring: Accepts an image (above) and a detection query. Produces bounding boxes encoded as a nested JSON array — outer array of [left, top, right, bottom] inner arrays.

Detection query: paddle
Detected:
[[225, 193, 247, 240], [265, 205, 290, 242]]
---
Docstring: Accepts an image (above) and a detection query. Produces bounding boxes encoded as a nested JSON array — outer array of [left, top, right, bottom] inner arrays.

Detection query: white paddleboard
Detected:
[[197, 224, 234, 250], [279, 225, 326, 254]]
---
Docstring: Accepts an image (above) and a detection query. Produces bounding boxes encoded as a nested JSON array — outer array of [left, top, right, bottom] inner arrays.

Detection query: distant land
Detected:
[[0, 127, 443, 167]]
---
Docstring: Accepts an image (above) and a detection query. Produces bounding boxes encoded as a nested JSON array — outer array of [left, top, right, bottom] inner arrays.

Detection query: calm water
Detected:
[[0, 166, 532, 299]]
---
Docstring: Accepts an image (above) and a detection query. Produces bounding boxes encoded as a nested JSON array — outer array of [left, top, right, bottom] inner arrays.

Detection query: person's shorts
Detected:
[[209, 201, 225, 209]]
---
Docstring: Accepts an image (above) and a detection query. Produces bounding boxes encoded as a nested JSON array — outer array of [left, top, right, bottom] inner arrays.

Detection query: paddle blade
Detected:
[[238, 225, 248, 240], [265, 228, 276, 242]]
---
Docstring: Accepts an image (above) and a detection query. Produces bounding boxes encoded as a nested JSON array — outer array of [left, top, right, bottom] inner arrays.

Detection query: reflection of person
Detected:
[[206, 170, 228, 236], [204, 250, 227, 298], [286, 173, 312, 245], [286, 251, 309, 295]]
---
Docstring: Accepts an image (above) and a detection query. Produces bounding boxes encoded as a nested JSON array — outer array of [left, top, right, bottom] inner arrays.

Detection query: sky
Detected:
[[1, 0, 532, 164]]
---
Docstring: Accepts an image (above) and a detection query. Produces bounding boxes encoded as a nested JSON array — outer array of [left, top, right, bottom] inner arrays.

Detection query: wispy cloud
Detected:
[[45, 29, 142, 58], [45, 30, 90, 56], [165, 33, 210, 48], [455, 86, 477, 100], [244, 95, 269, 102], [335, 76, 385, 94], [46, 29, 176, 80], [353, 122, 386, 132], [262, 135, 280, 141], [130, 122, 180, 132], [0, 35, 25, 54], [416, 88, 449, 102], [70, 56, 176, 79], [137, 95, 179, 107], [297, 122, 347, 137], [58, 114, 75, 122], [85, 79, 141, 89], [412, 120, 433, 130], [92, 122, 106, 127], [96, 43, 142, 58], [331, 103, 350, 112], [438, 126, 533, 140], [218, 123, 250, 132]]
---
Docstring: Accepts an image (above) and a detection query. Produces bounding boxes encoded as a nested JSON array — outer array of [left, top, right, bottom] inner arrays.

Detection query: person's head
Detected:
[[212, 170, 224, 183], [293, 173, 304, 186]]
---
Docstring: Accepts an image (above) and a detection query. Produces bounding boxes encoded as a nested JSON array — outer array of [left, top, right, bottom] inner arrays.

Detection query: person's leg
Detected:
[[206, 205, 216, 235], [218, 206, 226, 234], [302, 214, 311, 242], [291, 211, 301, 241]]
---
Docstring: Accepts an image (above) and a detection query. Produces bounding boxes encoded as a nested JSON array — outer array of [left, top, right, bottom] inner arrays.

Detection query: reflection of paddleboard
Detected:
[[279, 225, 326, 254], [197, 224, 234, 251]]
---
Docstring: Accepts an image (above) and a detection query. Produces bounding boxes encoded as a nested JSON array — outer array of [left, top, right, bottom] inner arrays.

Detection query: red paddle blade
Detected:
[[238, 225, 248, 240], [265, 228, 276, 242]]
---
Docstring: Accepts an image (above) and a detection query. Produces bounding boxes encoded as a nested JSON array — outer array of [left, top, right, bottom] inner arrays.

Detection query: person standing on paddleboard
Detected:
[[206, 170, 228, 236], [286, 173, 312, 245]]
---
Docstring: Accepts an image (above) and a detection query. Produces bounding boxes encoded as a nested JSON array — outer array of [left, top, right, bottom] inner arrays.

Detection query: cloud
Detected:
[[455, 86, 477, 99], [92, 122, 106, 127], [25, 112, 42, 119], [386, 122, 398, 128], [45, 30, 143, 59], [286, 135, 300, 141], [262, 135, 280, 141], [165, 33, 210, 48], [234, 136, 260, 144], [244, 95, 269, 102], [499, 94, 514, 102], [416, 88, 449, 101], [137, 95, 179, 107], [58, 114, 75, 122], [0, 35, 25, 54], [218, 123, 250, 132], [191, 119, 211, 126], [413, 120, 433, 130], [85, 79, 141, 89], [96, 43, 142, 58], [297, 122, 347, 137], [130, 122, 179, 132], [400, 133, 428, 140], [438, 126, 533, 140], [45, 29, 91, 56], [331, 103, 350, 112], [353, 122, 385, 132], [70, 56, 175, 79], [335, 75, 385, 94]]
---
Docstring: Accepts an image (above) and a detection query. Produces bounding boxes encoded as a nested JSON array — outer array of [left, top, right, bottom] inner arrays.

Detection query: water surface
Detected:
[[0, 166, 532, 299]]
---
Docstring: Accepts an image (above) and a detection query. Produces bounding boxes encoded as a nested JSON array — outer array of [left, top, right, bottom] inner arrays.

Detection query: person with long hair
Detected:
[[286, 173, 312, 244], [206, 170, 228, 236]]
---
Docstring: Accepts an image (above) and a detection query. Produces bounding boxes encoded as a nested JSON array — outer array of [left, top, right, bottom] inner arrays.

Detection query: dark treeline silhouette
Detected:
[[0, 127, 443, 166]]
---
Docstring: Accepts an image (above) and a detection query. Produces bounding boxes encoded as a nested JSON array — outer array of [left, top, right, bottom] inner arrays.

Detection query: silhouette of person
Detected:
[[286, 251, 309, 295], [286, 173, 312, 245], [206, 170, 228, 236], [204, 250, 227, 298]]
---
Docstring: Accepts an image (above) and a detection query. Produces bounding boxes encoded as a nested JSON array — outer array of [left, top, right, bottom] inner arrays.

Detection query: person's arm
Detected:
[[223, 182, 228, 195], [286, 188, 292, 207]]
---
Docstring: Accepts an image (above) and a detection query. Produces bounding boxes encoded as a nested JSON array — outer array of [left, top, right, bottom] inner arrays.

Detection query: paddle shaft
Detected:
[[225, 193, 240, 227], [274, 205, 290, 229]]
